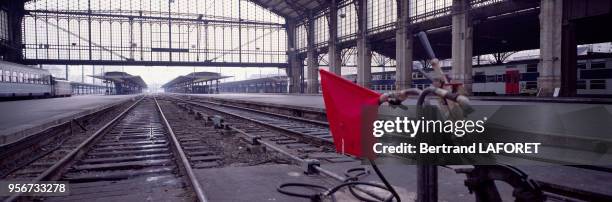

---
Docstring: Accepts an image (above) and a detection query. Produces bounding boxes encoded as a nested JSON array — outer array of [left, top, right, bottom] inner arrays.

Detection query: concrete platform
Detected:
[[0, 94, 139, 144], [194, 161, 612, 201], [193, 161, 511, 201], [194, 164, 337, 202]]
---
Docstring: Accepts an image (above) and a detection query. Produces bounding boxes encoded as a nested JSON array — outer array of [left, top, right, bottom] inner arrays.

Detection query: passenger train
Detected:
[[345, 56, 612, 96], [0, 61, 72, 98]]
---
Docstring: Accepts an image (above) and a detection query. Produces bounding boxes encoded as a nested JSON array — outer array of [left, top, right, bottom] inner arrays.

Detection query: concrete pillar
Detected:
[[306, 15, 319, 94], [538, 0, 563, 96], [356, 0, 372, 88], [395, 0, 413, 90], [286, 20, 303, 93], [451, 0, 473, 94], [328, 0, 342, 75]]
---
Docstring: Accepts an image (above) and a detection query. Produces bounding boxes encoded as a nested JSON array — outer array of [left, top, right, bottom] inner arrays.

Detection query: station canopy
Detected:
[[90, 72, 147, 88], [219, 76, 287, 86], [161, 72, 231, 88], [250, 0, 322, 18]]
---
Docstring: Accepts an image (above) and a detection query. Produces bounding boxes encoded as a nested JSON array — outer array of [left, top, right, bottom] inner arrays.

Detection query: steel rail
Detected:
[[229, 126, 304, 164], [174, 98, 332, 145], [170, 96, 389, 201], [229, 124, 388, 201], [190, 98, 329, 127], [4, 97, 145, 202], [154, 97, 208, 202]]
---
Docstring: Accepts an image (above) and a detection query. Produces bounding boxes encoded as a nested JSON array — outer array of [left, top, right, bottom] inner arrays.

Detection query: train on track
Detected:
[[345, 56, 612, 96], [0, 60, 72, 98]]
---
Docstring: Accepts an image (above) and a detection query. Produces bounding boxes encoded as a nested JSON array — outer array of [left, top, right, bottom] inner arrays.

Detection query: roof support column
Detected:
[[451, 0, 473, 94], [286, 20, 303, 93], [356, 0, 371, 88], [328, 0, 342, 75], [3, 0, 25, 62], [395, 0, 413, 90], [538, 0, 575, 97], [306, 13, 319, 94]]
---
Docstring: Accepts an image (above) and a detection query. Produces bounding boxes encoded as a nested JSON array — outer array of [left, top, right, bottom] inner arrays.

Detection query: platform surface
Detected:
[[0, 94, 139, 143]]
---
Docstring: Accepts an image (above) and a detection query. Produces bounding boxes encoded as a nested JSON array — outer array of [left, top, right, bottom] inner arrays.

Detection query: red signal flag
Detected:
[[319, 69, 380, 158]]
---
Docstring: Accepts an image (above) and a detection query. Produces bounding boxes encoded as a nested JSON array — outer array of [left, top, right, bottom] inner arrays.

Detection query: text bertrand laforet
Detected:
[[371, 117, 541, 154]]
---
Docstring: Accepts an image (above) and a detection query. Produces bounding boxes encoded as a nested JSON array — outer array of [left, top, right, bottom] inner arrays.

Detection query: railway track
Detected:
[[0, 97, 140, 179], [3, 97, 207, 202], [172, 95, 612, 202], [163, 95, 355, 165], [173, 96, 332, 143]]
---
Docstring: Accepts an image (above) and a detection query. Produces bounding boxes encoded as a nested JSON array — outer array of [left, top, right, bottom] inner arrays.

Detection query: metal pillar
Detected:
[[2, 0, 25, 62], [395, 0, 413, 90], [560, 19, 576, 97], [451, 0, 473, 94], [286, 20, 302, 93], [328, 0, 342, 75], [417, 166, 438, 202], [538, 0, 567, 96], [306, 14, 319, 94], [356, 0, 372, 88]]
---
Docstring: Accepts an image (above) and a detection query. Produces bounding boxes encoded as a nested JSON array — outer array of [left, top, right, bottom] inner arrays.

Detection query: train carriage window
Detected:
[[590, 80, 606, 89], [18, 72, 23, 83], [474, 72, 486, 83], [11, 72, 16, 83], [25, 73, 29, 83], [0, 70, 2, 82], [577, 63, 586, 69], [526, 82, 537, 89], [576, 80, 586, 89], [527, 64, 538, 72], [497, 75, 504, 82], [591, 62, 606, 69], [525, 66, 538, 72], [486, 75, 496, 82]]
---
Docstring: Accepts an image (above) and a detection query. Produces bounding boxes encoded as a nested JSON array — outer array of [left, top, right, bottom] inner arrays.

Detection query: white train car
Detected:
[[576, 58, 612, 96], [53, 80, 72, 97], [0, 61, 53, 98], [472, 61, 539, 96]]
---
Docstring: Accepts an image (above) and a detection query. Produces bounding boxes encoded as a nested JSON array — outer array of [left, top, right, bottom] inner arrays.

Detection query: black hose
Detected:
[[369, 159, 401, 202], [277, 161, 401, 202], [277, 182, 330, 201]]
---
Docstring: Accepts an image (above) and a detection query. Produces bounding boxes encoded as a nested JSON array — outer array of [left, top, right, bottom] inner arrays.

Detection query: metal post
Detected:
[[87, 0, 92, 61], [168, 0, 172, 61], [328, 0, 342, 75], [81, 65, 84, 83], [306, 13, 318, 94], [356, 0, 372, 88]]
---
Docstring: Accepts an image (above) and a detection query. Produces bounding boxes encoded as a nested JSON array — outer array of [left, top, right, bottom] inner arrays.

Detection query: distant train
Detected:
[[345, 57, 612, 96], [0, 61, 72, 98]]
